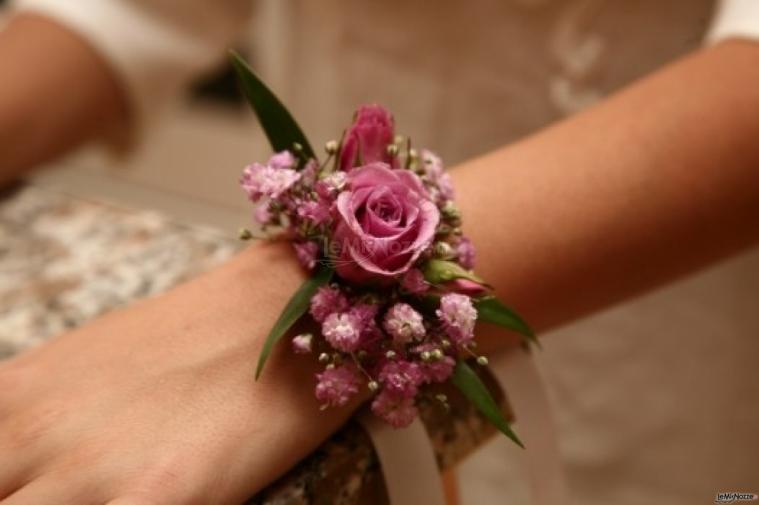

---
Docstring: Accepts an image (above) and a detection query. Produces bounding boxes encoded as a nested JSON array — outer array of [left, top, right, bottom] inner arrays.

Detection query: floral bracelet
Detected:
[[231, 52, 537, 447]]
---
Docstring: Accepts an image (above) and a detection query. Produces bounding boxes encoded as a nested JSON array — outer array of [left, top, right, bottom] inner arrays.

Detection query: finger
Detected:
[[0, 440, 35, 500], [2, 475, 98, 505], [0, 471, 26, 502], [105, 498, 157, 505], [0, 418, 52, 499]]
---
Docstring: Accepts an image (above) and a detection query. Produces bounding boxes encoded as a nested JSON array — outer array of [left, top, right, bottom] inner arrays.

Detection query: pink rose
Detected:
[[333, 163, 440, 283], [339, 105, 398, 171]]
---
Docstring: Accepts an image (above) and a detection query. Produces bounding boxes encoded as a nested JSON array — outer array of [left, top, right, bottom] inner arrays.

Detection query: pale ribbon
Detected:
[[359, 347, 568, 505]]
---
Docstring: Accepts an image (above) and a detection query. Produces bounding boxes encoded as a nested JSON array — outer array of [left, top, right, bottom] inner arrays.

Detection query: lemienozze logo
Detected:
[[715, 492, 758, 503]]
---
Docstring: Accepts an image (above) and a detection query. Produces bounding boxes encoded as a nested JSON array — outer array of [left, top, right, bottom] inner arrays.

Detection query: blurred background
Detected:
[[8, 0, 713, 228], [3, 1, 759, 504]]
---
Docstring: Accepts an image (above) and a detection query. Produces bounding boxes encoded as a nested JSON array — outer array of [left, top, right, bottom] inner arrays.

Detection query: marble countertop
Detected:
[[0, 185, 504, 504]]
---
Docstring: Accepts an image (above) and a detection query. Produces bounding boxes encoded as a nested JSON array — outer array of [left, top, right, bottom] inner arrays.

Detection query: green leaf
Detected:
[[230, 51, 315, 160], [451, 361, 524, 448], [421, 259, 489, 286], [474, 296, 539, 348], [255, 264, 333, 379]]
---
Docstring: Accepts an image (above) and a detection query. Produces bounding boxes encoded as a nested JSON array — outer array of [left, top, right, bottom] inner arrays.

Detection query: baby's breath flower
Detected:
[[383, 303, 425, 344], [315, 364, 361, 407], [436, 293, 477, 347], [310, 286, 349, 323], [322, 312, 362, 353], [291, 333, 313, 354]]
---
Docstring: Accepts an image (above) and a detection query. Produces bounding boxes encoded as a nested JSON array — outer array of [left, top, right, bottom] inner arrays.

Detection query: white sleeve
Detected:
[[706, 0, 759, 44], [10, 0, 253, 125]]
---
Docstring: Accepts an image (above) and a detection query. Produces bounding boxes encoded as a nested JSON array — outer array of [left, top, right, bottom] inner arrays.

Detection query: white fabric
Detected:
[[360, 410, 446, 505], [11, 0, 756, 127], [11, 0, 252, 125], [489, 349, 568, 505], [707, 0, 759, 43]]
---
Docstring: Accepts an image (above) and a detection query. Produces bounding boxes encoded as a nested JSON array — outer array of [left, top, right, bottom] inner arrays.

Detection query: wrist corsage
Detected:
[[232, 53, 537, 447]]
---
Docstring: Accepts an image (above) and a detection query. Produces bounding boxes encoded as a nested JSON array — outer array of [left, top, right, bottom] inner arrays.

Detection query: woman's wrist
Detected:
[[200, 240, 369, 492]]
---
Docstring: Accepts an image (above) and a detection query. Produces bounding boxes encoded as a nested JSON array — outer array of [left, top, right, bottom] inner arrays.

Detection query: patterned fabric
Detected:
[[0, 186, 238, 356]]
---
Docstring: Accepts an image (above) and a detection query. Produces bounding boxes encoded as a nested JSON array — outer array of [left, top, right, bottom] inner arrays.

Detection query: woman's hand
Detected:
[[0, 242, 358, 504]]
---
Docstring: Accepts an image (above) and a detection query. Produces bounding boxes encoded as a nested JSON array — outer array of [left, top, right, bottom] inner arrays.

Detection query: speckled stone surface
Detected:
[[0, 185, 506, 504]]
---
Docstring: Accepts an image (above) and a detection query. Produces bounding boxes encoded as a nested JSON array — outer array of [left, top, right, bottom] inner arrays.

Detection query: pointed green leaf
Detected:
[[421, 259, 489, 286], [474, 296, 538, 347], [451, 361, 524, 448], [230, 51, 315, 160], [255, 264, 333, 379]]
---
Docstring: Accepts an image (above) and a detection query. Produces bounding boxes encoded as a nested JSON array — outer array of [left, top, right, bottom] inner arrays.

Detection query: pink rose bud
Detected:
[[444, 278, 488, 296], [455, 237, 476, 269], [339, 105, 398, 171]]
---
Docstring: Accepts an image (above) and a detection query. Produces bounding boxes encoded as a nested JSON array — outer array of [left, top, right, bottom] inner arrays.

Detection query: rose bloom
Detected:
[[339, 105, 398, 171], [332, 163, 440, 283]]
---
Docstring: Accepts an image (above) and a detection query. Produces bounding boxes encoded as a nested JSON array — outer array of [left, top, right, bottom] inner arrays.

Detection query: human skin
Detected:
[[0, 14, 127, 184], [1, 25, 759, 505]]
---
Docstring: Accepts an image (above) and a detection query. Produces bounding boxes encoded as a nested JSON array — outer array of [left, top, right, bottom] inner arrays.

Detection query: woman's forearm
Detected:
[[213, 39, 759, 486], [452, 39, 759, 346], [191, 40, 759, 492], [0, 14, 127, 184]]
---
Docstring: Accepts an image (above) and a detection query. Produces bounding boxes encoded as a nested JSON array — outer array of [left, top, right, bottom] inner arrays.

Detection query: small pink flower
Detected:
[[315, 171, 348, 200], [350, 303, 378, 324], [436, 293, 477, 346], [413, 343, 455, 383], [378, 359, 424, 398], [310, 286, 350, 323], [339, 105, 397, 171], [294, 241, 320, 271], [254, 203, 273, 225], [292, 333, 313, 354], [383, 303, 425, 344], [332, 163, 440, 283], [315, 364, 362, 407], [420, 149, 454, 203], [322, 312, 362, 352], [437, 173, 455, 201], [347, 303, 383, 350], [268, 150, 296, 170], [401, 269, 429, 294], [297, 199, 331, 225], [371, 389, 418, 428], [241, 162, 300, 201], [421, 149, 444, 178], [455, 237, 476, 270], [349, 303, 379, 333], [300, 159, 319, 186]]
